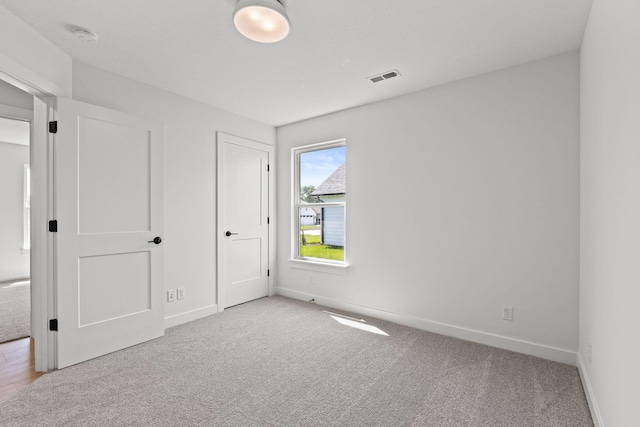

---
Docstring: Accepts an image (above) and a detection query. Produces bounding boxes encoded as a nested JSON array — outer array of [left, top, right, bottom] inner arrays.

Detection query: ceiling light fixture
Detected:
[[233, 0, 290, 43]]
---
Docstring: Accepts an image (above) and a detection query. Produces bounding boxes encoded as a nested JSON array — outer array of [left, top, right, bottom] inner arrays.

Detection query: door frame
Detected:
[[1, 52, 67, 371], [216, 132, 275, 312]]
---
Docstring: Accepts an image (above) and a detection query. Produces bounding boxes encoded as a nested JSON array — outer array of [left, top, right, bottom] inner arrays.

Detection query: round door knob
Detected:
[[148, 237, 162, 244], [225, 231, 238, 237]]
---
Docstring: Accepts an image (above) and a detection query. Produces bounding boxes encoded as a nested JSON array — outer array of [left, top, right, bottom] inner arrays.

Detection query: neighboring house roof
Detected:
[[311, 163, 345, 196]]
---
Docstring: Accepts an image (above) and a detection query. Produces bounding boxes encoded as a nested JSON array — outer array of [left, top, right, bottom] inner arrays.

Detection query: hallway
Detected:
[[0, 338, 43, 402]]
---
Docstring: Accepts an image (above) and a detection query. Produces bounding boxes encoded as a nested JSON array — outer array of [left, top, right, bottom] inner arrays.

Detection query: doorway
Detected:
[[0, 102, 33, 345], [1, 57, 64, 373]]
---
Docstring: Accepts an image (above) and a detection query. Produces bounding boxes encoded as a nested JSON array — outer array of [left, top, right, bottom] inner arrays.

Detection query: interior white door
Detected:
[[217, 133, 270, 309], [54, 98, 164, 368]]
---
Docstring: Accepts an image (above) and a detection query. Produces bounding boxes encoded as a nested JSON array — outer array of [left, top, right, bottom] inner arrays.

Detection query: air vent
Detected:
[[368, 69, 401, 83]]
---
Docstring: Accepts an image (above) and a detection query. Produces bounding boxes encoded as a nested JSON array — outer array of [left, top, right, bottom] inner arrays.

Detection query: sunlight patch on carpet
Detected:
[[329, 314, 389, 336]]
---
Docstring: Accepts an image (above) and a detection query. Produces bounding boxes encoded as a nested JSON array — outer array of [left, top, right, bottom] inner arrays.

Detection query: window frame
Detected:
[[23, 164, 30, 251], [291, 139, 347, 272]]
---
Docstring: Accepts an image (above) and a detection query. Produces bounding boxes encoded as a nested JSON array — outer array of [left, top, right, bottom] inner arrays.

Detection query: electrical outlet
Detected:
[[502, 305, 513, 321], [177, 287, 185, 300], [587, 343, 592, 364], [167, 289, 176, 303]]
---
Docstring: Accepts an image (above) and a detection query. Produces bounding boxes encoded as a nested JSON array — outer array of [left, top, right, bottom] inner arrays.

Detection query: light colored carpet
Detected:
[[0, 280, 30, 344], [0, 296, 592, 426]]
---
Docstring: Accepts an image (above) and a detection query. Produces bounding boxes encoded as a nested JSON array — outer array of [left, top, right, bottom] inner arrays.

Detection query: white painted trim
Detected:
[[276, 287, 578, 366], [31, 96, 55, 372], [577, 352, 604, 427], [0, 104, 32, 121], [23, 164, 30, 250], [42, 98, 57, 371], [291, 139, 347, 267], [0, 51, 66, 98], [0, 51, 64, 371], [164, 304, 218, 329], [288, 258, 348, 275], [268, 139, 276, 298]]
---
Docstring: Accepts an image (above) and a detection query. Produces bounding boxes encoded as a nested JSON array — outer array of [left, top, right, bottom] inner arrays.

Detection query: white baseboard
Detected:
[[577, 352, 604, 427], [0, 274, 30, 283], [164, 304, 218, 329], [276, 287, 577, 366]]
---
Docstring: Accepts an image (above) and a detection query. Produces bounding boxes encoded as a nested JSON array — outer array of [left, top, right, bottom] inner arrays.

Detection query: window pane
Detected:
[[299, 207, 344, 262], [299, 146, 345, 204]]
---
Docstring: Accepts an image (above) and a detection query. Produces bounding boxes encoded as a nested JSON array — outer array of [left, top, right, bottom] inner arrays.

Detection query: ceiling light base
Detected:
[[72, 27, 99, 43]]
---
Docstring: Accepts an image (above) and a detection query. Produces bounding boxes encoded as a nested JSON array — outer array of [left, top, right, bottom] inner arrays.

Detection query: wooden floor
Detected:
[[0, 338, 44, 403]]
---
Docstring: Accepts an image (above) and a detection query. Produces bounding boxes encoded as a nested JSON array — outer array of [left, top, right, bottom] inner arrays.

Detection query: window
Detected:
[[23, 164, 30, 251], [293, 140, 346, 265]]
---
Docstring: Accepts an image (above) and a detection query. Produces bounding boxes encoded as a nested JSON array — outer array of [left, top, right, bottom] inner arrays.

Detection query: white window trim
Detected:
[[291, 139, 348, 272], [22, 164, 30, 252]]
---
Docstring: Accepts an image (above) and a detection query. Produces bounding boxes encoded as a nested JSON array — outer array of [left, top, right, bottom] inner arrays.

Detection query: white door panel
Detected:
[[217, 133, 270, 309], [78, 117, 151, 233], [231, 238, 263, 282], [55, 98, 164, 368], [78, 252, 151, 326]]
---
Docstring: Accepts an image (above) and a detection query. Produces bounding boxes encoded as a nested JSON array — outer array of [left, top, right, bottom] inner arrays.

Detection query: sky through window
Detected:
[[300, 146, 345, 188]]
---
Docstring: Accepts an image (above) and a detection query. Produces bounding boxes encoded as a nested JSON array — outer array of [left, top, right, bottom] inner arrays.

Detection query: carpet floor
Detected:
[[0, 280, 30, 344], [0, 296, 593, 426]]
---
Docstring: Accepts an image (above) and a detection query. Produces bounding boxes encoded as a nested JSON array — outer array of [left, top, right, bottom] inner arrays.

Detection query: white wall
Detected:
[[0, 79, 34, 111], [72, 61, 275, 325], [579, 0, 640, 425], [276, 52, 580, 364], [0, 5, 71, 95], [0, 142, 29, 281]]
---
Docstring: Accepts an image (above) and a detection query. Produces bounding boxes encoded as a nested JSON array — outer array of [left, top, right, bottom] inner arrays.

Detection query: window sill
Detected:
[[288, 258, 348, 275]]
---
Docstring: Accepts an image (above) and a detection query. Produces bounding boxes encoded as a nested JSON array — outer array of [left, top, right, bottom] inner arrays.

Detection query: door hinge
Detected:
[[268, 269, 270, 277], [49, 121, 58, 134], [267, 217, 270, 224], [49, 319, 58, 331], [267, 164, 270, 172], [48, 220, 58, 232]]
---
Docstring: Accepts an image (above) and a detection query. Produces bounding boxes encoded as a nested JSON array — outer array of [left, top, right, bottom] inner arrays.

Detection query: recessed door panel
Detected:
[[231, 239, 262, 283], [229, 151, 263, 227], [78, 117, 150, 234], [79, 252, 151, 326]]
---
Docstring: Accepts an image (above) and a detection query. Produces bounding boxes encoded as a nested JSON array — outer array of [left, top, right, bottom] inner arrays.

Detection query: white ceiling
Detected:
[[0, 0, 593, 127]]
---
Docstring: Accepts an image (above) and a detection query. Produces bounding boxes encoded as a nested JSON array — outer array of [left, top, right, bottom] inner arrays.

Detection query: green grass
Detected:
[[299, 228, 344, 261], [300, 243, 344, 261], [300, 233, 320, 245], [300, 225, 320, 230]]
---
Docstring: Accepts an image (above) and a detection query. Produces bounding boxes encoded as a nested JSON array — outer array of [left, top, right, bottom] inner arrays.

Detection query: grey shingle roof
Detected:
[[311, 163, 345, 196]]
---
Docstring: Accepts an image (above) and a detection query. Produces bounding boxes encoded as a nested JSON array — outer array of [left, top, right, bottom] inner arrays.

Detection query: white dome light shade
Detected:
[[233, 0, 290, 43]]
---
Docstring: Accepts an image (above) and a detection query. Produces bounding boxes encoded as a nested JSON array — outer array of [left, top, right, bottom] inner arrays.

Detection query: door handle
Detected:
[[225, 231, 238, 237], [148, 237, 162, 244]]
